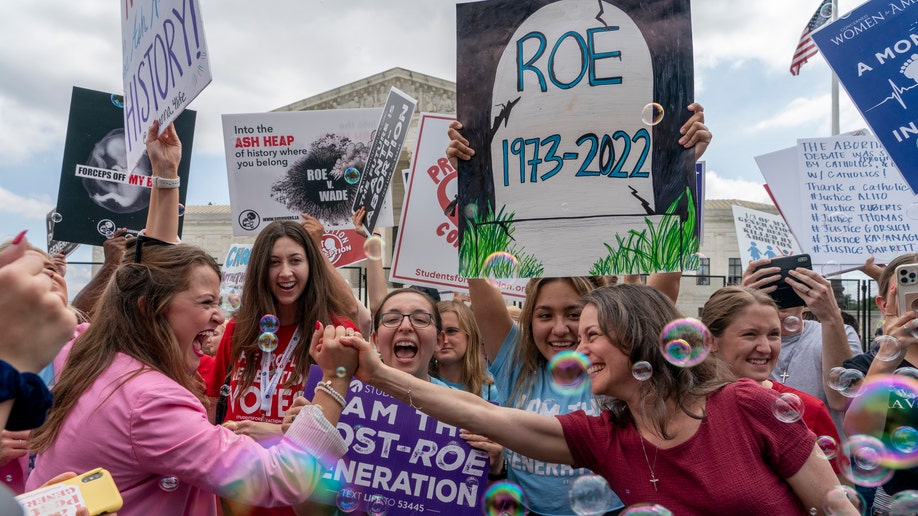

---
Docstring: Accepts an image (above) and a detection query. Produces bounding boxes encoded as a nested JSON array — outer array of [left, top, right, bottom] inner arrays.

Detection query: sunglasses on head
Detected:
[[129, 235, 171, 263]]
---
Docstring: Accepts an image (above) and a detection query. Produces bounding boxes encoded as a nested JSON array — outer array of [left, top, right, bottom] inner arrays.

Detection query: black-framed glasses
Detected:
[[379, 311, 434, 329], [131, 235, 171, 263]]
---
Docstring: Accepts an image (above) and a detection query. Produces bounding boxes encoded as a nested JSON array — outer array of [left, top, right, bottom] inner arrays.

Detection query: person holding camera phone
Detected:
[[842, 253, 918, 512], [741, 257, 862, 432]]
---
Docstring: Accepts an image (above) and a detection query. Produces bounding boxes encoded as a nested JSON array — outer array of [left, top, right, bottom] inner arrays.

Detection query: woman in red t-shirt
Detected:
[[205, 219, 358, 516]]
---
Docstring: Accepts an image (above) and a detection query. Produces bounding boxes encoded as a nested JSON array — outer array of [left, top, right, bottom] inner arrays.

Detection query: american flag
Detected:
[[790, 0, 833, 76]]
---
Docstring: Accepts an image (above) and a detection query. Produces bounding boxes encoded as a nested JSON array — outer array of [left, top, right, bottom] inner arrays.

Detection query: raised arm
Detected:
[[353, 207, 388, 316], [784, 268, 856, 411], [143, 120, 182, 242], [468, 279, 515, 364], [300, 214, 360, 323], [343, 329, 572, 464], [71, 228, 128, 319]]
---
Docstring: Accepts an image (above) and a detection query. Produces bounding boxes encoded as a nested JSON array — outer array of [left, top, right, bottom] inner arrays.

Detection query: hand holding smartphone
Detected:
[[16, 468, 122, 515], [895, 263, 918, 316], [751, 254, 813, 309]]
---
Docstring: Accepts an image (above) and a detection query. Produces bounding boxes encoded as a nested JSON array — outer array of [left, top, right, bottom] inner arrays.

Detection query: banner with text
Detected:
[[305, 367, 488, 515], [391, 114, 526, 299], [456, 0, 697, 278], [121, 0, 211, 174], [731, 205, 802, 265], [53, 87, 195, 247], [812, 0, 918, 193], [352, 87, 418, 235], [222, 109, 396, 236]]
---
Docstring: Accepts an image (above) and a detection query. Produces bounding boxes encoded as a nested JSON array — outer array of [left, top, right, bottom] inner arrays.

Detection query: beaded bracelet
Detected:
[[314, 380, 347, 408], [0, 360, 54, 431]]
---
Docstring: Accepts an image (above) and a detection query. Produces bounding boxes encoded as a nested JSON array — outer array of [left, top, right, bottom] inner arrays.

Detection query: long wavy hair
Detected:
[[231, 221, 351, 392], [431, 300, 493, 396], [583, 285, 734, 440], [507, 277, 604, 408], [31, 243, 219, 452]]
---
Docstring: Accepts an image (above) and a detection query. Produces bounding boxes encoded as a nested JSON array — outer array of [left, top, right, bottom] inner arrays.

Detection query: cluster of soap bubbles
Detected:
[[258, 314, 280, 353], [659, 318, 712, 367], [833, 375, 918, 489], [549, 350, 591, 395], [826, 366, 866, 398], [336, 488, 388, 516]]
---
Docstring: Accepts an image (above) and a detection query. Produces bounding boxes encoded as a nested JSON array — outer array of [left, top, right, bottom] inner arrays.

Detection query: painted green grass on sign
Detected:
[[589, 188, 701, 275], [459, 204, 545, 278]]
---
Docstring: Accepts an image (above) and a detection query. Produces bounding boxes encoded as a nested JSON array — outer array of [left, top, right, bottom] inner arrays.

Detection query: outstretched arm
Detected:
[[343, 330, 572, 464]]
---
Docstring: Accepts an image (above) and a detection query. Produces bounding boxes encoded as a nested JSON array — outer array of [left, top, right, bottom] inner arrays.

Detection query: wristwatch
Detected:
[[151, 176, 181, 189]]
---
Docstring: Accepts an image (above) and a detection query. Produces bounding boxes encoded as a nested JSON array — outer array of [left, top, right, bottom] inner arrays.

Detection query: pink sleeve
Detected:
[[129, 377, 345, 506]]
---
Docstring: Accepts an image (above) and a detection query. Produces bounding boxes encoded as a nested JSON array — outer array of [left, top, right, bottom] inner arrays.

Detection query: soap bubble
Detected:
[[336, 487, 360, 513], [569, 474, 616, 515], [641, 103, 664, 126], [258, 332, 278, 353], [659, 318, 711, 367], [772, 392, 804, 423], [259, 314, 280, 334], [632, 361, 653, 381], [483, 481, 528, 516], [783, 315, 802, 333], [344, 167, 361, 185], [548, 350, 590, 395], [363, 235, 385, 261]]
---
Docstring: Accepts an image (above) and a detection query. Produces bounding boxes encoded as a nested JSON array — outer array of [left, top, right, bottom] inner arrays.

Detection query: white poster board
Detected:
[[756, 132, 918, 269], [222, 109, 395, 236], [391, 114, 526, 299], [121, 0, 212, 173], [731, 206, 802, 265]]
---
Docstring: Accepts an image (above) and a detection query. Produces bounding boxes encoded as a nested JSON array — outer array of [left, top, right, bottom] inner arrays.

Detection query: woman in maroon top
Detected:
[[701, 286, 844, 479], [339, 285, 856, 515]]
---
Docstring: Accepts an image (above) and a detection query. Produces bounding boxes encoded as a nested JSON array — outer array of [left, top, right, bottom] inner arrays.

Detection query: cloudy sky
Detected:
[[0, 0, 868, 266]]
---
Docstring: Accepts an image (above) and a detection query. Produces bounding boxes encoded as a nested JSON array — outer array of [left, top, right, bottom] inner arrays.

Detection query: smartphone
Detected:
[[752, 254, 813, 309], [16, 467, 123, 515], [896, 263, 918, 316]]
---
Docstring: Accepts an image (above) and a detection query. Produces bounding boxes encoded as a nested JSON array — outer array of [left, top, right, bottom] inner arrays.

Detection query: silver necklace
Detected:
[[637, 433, 660, 492]]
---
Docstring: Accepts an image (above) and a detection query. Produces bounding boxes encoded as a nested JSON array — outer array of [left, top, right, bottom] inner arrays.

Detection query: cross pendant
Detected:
[[779, 370, 790, 382], [649, 477, 659, 492]]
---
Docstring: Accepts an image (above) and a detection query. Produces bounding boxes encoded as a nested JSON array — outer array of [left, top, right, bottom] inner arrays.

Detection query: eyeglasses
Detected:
[[379, 311, 434, 329], [131, 235, 171, 263]]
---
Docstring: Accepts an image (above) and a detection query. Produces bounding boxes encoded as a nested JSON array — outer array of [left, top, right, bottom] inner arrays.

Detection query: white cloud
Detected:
[[704, 170, 772, 204], [0, 187, 53, 219]]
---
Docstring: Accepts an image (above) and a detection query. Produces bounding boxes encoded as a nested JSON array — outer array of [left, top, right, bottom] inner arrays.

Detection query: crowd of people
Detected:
[[1, 102, 913, 516]]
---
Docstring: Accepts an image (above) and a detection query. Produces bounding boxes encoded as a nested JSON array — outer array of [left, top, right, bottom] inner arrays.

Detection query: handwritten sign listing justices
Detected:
[[797, 135, 918, 266]]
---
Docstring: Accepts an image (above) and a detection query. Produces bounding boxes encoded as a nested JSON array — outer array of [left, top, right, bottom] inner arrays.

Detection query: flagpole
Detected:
[[831, 0, 840, 136]]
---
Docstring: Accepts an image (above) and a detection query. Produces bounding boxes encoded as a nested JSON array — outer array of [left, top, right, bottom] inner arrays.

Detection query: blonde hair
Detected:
[[431, 300, 493, 396]]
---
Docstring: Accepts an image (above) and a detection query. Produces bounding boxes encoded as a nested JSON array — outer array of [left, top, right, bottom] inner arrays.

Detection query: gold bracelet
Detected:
[[406, 388, 422, 410]]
